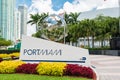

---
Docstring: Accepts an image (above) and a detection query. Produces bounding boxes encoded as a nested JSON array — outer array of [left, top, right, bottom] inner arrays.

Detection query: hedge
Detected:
[[0, 50, 20, 54]]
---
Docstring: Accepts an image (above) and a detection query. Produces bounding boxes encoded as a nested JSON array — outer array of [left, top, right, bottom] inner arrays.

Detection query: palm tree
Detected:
[[64, 12, 70, 24], [39, 13, 49, 28], [108, 17, 119, 37], [27, 13, 48, 31], [27, 13, 40, 30], [95, 15, 111, 47], [80, 19, 92, 48], [64, 12, 80, 25], [63, 12, 80, 45], [69, 12, 80, 24], [89, 19, 97, 48]]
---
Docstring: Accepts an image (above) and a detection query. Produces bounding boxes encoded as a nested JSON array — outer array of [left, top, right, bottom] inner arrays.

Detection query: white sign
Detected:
[[20, 36, 90, 66]]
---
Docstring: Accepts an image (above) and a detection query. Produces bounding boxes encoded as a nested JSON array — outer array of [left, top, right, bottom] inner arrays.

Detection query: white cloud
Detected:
[[63, 0, 119, 13], [27, 0, 119, 36], [27, 0, 54, 36], [28, 0, 54, 14], [97, 0, 119, 9], [63, 1, 91, 13]]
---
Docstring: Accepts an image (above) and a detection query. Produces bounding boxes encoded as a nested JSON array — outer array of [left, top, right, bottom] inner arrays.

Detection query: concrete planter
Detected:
[[91, 67, 99, 80]]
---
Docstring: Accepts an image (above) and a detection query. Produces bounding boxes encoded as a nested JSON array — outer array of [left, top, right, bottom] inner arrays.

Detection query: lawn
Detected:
[[0, 74, 92, 80]]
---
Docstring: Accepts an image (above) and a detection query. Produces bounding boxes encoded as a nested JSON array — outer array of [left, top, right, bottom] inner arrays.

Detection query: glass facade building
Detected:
[[14, 10, 21, 40], [0, 0, 15, 40], [18, 4, 27, 38]]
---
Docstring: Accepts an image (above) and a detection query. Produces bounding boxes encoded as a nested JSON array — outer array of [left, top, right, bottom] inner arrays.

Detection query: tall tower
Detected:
[[14, 9, 21, 40], [18, 4, 27, 38], [0, 0, 15, 40]]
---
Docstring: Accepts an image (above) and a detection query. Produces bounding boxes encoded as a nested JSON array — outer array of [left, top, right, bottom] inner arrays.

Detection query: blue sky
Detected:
[[16, 0, 74, 11], [51, 0, 73, 11], [16, 0, 32, 8]]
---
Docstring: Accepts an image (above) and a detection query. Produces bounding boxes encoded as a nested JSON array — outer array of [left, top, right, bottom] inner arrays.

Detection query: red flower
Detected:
[[16, 63, 38, 74], [64, 64, 94, 79]]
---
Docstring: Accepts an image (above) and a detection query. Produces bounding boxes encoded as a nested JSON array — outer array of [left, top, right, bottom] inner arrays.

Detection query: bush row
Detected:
[[0, 61, 24, 73], [0, 50, 20, 54], [36, 62, 66, 76], [0, 61, 94, 79], [0, 52, 19, 62], [64, 64, 93, 78]]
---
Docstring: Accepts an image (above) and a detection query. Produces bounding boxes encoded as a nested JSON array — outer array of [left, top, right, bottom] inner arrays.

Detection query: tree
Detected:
[[64, 12, 70, 24], [89, 19, 97, 48], [64, 12, 80, 25], [69, 12, 80, 24], [80, 19, 92, 47], [107, 17, 119, 37], [63, 12, 80, 45], [0, 38, 12, 49], [27, 13, 40, 30], [27, 13, 48, 31], [94, 15, 106, 47], [38, 13, 49, 29]]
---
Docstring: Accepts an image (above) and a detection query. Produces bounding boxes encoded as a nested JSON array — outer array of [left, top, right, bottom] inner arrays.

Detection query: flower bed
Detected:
[[0, 61, 24, 73], [36, 62, 66, 76], [64, 64, 93, 78], [0, 61, 95, 79], [0, 52, 19, 62]]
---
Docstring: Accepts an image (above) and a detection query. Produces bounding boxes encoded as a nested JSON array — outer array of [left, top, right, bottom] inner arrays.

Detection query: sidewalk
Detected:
[[90, 55, 120, 80]]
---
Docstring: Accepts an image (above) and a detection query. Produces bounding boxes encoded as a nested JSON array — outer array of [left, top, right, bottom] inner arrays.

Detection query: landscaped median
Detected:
[[0, 61, 95, 80], [0, 52, 97, 80]]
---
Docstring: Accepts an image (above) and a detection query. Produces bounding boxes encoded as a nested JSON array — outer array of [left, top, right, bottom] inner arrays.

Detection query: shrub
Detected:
[[9, 52, 19, 57], [80, 66, 93, 78], [64, 64, 81, 76], [0, 54, 10, 58], [9, 52, 19, 60], [0, 50, 20, 54], [16, 63, 38, 74], [0, 52, 20, 60], [0, 61, 24, 73], [64, 64, 93, 78], [36, 62, 66, 76]]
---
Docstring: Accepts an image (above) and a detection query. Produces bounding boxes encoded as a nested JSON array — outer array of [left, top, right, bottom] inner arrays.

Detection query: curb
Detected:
[[91, 66, 99, 80]]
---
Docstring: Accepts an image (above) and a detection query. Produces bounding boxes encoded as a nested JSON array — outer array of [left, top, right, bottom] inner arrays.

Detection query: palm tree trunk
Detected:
[[83, 37, 86, 47], [87, 31, 90, 48], [92, 36, 94, 48], [36, 23, 38, 32], [87, 36, 90, 48], [101, 39, 104, 48]]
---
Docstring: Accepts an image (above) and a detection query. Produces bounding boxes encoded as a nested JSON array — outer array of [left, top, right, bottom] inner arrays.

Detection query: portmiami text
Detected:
[[23, 49, 62, 56]]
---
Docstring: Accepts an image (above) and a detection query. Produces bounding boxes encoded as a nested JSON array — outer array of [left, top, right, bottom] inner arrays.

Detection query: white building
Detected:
[[14, 10, 21, 41], [77, 7, 119, 21], [18, 4, 27, 38]]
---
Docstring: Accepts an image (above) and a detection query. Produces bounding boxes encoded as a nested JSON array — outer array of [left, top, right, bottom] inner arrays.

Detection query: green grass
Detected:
[[0, 74, 92, 80]]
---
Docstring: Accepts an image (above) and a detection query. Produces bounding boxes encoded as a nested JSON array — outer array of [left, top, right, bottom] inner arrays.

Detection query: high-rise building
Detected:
[[14, 9, 21, 40], [18, 4, 27, 38], [0, 0, 15, 40]]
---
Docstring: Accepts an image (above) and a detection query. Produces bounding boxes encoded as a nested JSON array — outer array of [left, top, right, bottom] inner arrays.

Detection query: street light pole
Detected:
[[36, 20, 39, 32], [47, 14, 67, 44], [36, 18, 42, 32], [61, 18, 66, 44], [63, 24, 66, 44]]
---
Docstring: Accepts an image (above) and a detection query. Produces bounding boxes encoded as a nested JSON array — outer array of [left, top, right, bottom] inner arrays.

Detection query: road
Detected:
[[90, 55, 120, 80]]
